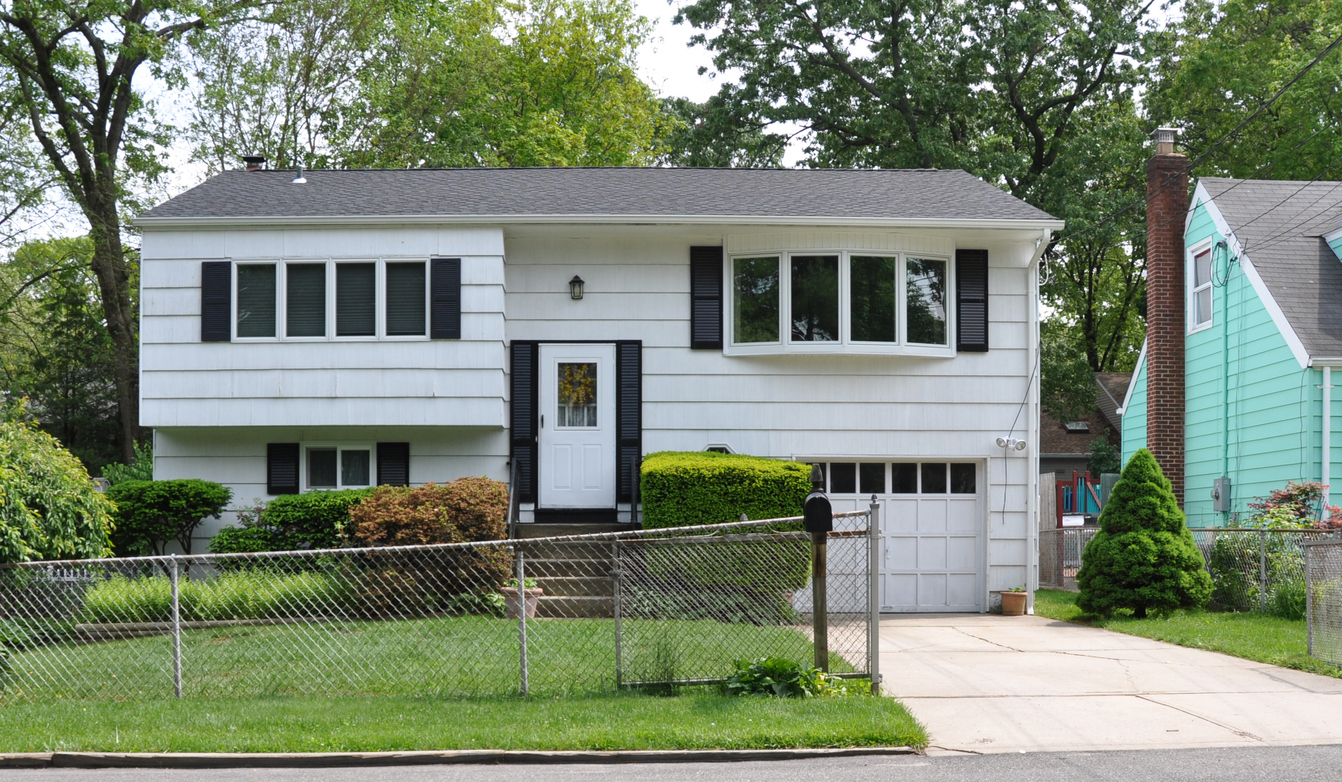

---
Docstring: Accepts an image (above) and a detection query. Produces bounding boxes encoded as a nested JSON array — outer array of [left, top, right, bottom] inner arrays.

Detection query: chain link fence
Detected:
[[1305, 539, 1342, 665], [0, 511, 877, 702], [1040, 527, 1335, 619]]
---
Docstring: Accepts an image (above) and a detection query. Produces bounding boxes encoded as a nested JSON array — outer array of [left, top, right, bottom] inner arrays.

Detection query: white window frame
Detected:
[[300, 442, 377, 492], [231, 258, 432, 342], [1188, 239, 1215, 334], [723, 249, 955, 357]]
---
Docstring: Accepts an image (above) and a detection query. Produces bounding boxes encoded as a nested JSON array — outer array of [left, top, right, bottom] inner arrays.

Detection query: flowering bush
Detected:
[[1245, 481, 1342, 529]]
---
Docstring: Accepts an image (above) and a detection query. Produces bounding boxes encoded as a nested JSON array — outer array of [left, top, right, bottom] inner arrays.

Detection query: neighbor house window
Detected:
[[238, 260, 430, 340], [1191, 247, 1213, 329], [727, 251, 952, 354], [287, 263, 327, 337], [306, 445, 373, 490], [336, 263, 376, 337], [385, 262, 427, 336], [236, 263, 276, 338]]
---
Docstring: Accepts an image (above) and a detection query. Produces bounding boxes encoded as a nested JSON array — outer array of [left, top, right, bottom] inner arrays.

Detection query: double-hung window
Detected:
[[232, 260, 429, 340], [305, 444, 373, 490], [1190, 247, 1213, 330], [728, 251, 951, 355]]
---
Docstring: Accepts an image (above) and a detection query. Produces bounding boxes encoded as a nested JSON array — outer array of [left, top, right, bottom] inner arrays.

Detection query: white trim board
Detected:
[[1117, 338, 1146, 417], [1194, 180, 1310, 370]]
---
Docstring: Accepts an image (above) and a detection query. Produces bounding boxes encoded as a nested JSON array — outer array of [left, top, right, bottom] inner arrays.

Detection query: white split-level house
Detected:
[[137, 168, 1061, 612]]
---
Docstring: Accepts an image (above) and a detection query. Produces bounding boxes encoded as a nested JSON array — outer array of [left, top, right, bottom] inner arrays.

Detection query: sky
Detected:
[[632, 0, 721, 103]]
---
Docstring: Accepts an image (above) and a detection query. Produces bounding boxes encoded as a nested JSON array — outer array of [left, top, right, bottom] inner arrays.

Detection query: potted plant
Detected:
[[999, 586, 1027, 616], [500, 577, 543, 619]]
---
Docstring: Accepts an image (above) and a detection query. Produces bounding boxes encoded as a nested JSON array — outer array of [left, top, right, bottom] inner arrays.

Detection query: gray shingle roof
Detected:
[[138, 167, 1059, 224], [1201, 177, 1342, 358]]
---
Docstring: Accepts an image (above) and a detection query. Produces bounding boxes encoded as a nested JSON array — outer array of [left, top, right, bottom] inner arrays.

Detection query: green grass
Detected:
[[3, 615, 854, 701], [0, 691, 927, 752], [1034, 588, 1342, 679]]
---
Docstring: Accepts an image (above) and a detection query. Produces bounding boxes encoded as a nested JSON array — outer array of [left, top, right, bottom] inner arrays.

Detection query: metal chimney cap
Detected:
[[1151, 127, 1179, 155], [241, 154, 267, 171]]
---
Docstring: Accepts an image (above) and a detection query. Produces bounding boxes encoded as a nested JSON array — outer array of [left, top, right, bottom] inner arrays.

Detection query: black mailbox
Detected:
[[804, 491, 832, 533]]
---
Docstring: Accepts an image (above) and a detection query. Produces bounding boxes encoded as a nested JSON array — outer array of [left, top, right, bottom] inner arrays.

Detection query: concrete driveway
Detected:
[[880, 613, 1342, 755]]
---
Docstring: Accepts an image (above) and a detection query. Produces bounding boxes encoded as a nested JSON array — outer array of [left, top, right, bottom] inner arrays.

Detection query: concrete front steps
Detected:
[[512, 523, 633, 618]]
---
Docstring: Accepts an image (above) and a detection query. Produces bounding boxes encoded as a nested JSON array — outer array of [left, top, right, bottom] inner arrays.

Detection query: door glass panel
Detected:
[[733, 256, 780, 343], [859, 463, 886, 494], [308, 448, 337, 488], [893, 463, 918, 494], [951, 463, 976, 494], [921, 462, 948, 494], [850, 256, 897, 342], [342, 450, 371, 486], [790, 255, 839, 342], [557, 362, 598, 427], [830, 462, 856, 494], [906, 257, 948, 345]]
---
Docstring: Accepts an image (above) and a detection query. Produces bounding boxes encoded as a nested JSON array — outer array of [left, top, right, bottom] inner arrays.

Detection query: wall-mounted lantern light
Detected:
[[569, 275, 585, 300]]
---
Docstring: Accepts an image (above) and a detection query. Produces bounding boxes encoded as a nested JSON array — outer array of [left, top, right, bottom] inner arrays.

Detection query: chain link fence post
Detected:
[[169, 554, 182, 699], [868, 496, 881, 695], [1260, 529, 1268, 614], [613, 540, 623, 689], [516, 543, 528, 696]]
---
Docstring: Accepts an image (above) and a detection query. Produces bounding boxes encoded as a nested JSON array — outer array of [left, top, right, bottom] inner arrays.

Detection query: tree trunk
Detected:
[[85, 190, 140, 465]]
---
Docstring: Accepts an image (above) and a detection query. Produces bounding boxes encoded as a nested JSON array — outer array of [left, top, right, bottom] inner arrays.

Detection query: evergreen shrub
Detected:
[[107, 479, 232, 556], [1077, 448, 1212, 617]]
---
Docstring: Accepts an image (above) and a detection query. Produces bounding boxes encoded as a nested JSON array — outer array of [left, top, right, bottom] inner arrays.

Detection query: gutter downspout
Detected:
[[1025, 228, 1051, 614], [1325, 366, 1332, 510]]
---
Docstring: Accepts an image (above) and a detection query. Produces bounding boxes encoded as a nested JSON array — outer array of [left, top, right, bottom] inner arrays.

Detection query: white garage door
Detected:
[[819, 461, 984, 612]]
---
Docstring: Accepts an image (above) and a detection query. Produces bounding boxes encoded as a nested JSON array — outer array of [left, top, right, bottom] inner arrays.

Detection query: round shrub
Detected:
[[107, 479, 232, 556], [0, 413, 114, 563], [1077, 448, 1212, 617]]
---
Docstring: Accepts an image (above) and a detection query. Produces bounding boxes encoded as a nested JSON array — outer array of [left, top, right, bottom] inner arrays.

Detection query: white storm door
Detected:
[[538, 344, 617, 509]]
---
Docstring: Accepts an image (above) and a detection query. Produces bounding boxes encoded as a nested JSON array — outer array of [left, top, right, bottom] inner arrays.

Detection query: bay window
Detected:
[[727, 250, 954, 355]]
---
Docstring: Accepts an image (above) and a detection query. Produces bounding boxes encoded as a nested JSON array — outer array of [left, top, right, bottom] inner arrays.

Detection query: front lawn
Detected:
[[3, 615, 845, 701], [1034, 588, 1342, 679], [0, 691, 928, 753]]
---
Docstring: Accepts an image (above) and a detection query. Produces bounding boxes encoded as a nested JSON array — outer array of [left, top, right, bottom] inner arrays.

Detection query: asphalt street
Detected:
[[3, 745, 1341, 782]]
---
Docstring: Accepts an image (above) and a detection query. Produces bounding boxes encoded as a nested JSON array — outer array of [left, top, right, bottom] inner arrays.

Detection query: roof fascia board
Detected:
[[1197, 181, 1310, 369], [135, 214, 1066, 231], [1324, 225, 1342, 258], [1117, 337, 1146, 416]]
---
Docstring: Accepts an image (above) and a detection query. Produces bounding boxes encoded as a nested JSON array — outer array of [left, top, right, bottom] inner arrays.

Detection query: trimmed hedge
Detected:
[[639, 452, 812, 529], [639, 452, 813, 619]]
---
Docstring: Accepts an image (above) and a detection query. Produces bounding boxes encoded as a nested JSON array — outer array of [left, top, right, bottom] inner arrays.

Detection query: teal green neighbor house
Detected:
[[1122, 176, 1342, 528]]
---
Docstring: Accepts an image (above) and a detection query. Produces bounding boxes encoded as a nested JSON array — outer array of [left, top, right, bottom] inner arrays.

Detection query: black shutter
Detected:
[[201, 261, 231, 342], [509, 342, 538, 503], [267, 443, 300, 495], [377, 442, 410, 486], [689, 246, 723, 349], [956, 249, 990, 353], [616, 341, 642, 502], [430, 257, 462, 339]]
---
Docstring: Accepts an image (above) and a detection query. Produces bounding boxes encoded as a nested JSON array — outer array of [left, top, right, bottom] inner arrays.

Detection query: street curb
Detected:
[[0, 747, 917, 769]]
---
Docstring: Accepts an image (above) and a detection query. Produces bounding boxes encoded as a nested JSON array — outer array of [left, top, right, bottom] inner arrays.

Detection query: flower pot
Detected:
[[500, 587, 543, 619], [1000, 591, 1027, 616]]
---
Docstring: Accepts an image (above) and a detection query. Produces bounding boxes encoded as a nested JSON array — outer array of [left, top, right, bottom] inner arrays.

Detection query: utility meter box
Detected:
[[1212, 476, 1232, 513]]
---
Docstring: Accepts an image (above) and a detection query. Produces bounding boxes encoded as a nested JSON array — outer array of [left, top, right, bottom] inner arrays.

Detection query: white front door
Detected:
[[538, 343, 617, 509]]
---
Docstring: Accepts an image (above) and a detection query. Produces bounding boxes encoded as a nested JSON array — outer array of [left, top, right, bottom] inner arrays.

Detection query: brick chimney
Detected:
[[1145, 128, 1190, 506]]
